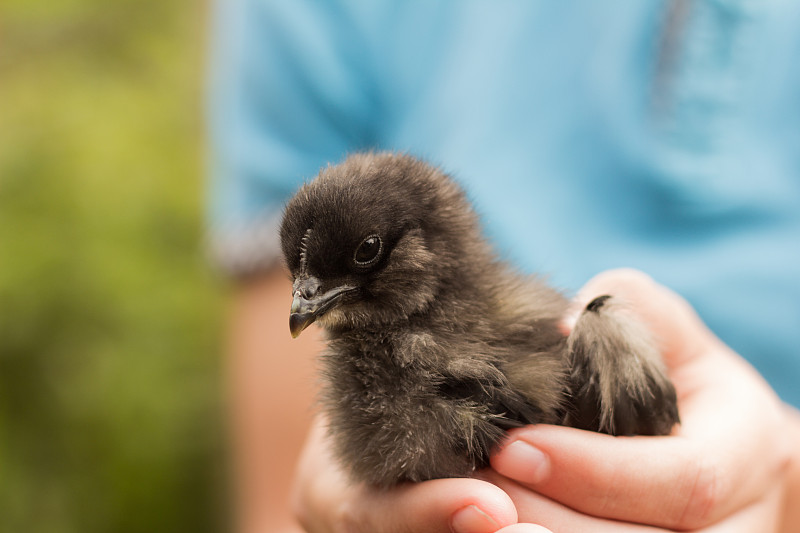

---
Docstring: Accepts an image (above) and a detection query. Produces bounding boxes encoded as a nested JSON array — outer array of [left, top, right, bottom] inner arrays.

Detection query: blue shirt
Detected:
[[208, 0, 800, 406]]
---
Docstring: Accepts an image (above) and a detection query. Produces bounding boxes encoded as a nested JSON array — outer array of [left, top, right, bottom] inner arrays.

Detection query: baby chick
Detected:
[[280, 152, 679, 487]]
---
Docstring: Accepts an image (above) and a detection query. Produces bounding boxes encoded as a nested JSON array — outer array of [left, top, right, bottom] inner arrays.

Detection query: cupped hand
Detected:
[[290, 269, 794, 532], [489, 269, 793, 532]]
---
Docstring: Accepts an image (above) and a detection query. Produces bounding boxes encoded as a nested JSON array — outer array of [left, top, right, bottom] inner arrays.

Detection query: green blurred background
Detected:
[[1, 1, 228, 531]]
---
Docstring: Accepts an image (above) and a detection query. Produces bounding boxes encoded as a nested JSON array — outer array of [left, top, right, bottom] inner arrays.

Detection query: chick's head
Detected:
[[279, 152, 485, 336]]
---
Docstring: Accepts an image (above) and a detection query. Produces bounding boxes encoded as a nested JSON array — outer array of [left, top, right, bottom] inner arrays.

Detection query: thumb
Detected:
[[293, 419, 520, 533]]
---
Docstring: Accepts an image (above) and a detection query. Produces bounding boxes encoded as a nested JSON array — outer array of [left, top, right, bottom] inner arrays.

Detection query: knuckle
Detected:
[[334, 500, 368, 533], [584, 269, 659, 308], [675, 457, 721, 530], [289, 477, 312, 530], [290, 486, 323, 533], [597, 268, 655, 290], [290, 474, 366, 533]]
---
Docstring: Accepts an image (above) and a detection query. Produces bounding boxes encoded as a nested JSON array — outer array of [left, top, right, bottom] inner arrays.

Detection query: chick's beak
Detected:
[[289, 278, 354, 338]]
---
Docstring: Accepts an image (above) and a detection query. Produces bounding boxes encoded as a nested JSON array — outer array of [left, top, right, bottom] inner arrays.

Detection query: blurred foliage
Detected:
[[0, 1, 227, 531]]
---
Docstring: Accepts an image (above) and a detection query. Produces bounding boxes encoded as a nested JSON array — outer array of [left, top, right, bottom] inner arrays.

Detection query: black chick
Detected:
[[280, 152, 679, 488]]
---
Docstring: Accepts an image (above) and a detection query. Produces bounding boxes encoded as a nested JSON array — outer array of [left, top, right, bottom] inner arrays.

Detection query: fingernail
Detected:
[[450, 504, 499, 533], [503, 440, 550, 484]]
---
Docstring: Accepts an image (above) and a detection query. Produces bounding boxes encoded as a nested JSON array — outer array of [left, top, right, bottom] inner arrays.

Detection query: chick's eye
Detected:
[[354, 235, 382, 266]]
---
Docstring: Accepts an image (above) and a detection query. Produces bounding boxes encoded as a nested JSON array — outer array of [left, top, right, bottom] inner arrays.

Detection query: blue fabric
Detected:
[[208, 0, 800, 406]]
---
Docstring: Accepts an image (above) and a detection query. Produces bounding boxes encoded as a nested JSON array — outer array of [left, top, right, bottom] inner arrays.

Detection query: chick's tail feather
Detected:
[[563, 295, 680, 436]]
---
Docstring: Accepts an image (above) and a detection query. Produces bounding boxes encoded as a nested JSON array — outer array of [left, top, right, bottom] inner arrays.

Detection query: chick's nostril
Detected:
[[301, 286, 317, 299], [295, 276, 321, 300]]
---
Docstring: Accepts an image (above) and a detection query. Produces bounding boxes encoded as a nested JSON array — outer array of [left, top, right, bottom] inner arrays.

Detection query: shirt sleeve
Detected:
[[206, 0, 381, 276]]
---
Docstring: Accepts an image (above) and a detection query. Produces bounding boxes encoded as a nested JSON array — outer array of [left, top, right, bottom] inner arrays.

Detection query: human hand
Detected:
[[289, 269, 795, 532], [488, 269, 794, 532]]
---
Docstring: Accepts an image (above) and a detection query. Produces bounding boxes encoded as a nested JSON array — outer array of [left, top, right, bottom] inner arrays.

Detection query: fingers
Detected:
[[484, 470, 671, 532], [292, 419, 519, 533], [485, 468, 786, 533], [491, 426, 714, 530], [491, 269, 791, 530], [490, 366, 786, 530]]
